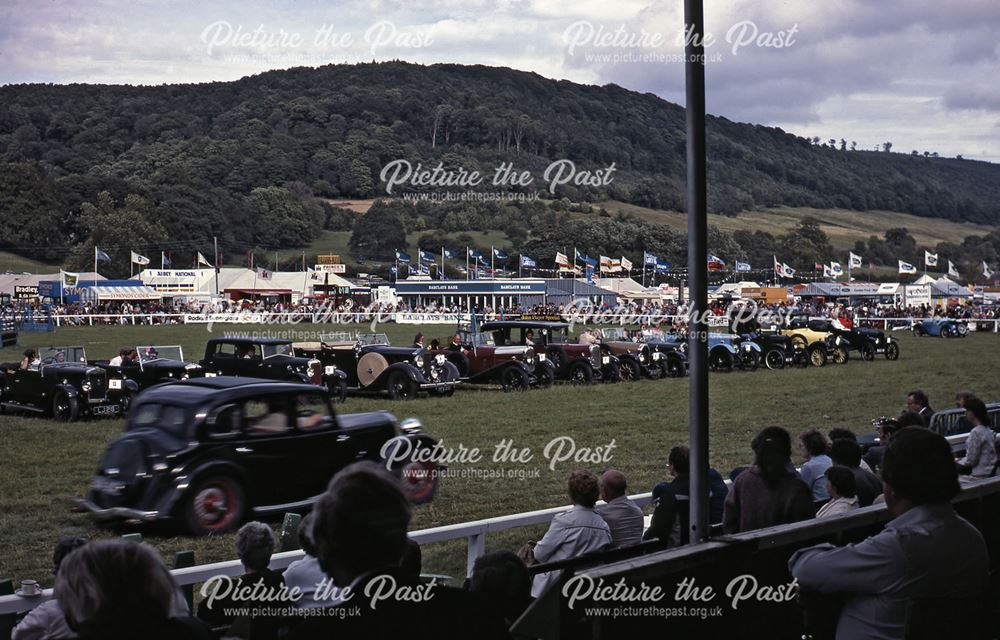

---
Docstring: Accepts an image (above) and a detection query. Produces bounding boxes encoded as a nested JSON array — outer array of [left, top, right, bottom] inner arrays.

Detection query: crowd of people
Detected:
[[9, 388, 997, 639]]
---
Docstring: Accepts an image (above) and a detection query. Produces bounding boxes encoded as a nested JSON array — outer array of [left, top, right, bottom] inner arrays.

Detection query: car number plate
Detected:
[[325, 366, 335, 375], [205, 372, 217, 377], [651, 352, 661, 360], [109, 379, 122, 390], [92, 405, 120, 416], [602, 356, 610, 364]]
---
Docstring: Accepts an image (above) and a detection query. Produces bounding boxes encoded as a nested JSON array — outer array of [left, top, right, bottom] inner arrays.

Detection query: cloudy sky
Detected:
[[2, 0, 998, 161]]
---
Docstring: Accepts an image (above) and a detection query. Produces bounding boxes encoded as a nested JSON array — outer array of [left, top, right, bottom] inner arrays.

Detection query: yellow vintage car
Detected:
[[780, 316, 850, 365]]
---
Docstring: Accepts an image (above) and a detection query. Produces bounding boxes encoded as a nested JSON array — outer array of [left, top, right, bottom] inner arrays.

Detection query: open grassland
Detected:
[[1, 324, 999, 585], [596, 202, 996, 250]]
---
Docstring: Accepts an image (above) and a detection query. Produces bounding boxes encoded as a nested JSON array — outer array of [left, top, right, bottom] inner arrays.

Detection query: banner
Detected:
[[61, 271, 80, 288], [131, 251, 150, 266], [898, 260, 917, 274], [620, 257, 632, 271], [735, 261, 751, 272]]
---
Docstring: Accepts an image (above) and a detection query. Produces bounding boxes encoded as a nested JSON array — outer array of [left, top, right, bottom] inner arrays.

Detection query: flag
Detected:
[[985, 262, 994, 279], [555, 252, 569, 267], [493, 248, 509, 260], [585, 264, 594, 283], [417, 263, 430, 275], [655, 260, 670, 274], [130, 251, 150, 266], [389, 265, 398, 275], [599, 255, 611, 271], [823, 264, 832, 277], [814, 263, 824, 272], [610, 258, 622, 273], [419, 250, 435, 262], [61, 271, 79, 288], [783, 263, 796, 277], [830, 262, 843, 276], [520, 255, 537, 268], [256, 267, 272, 280], [774, 256, 784, 277], [197, 252, 212, 267], [849, 252, 863, 268], [582, 254, 597, 267], [443, 248, 457, 259], [395, 250, 411, 263], [574, 248, 585, 263], [161, 251, 172, 268], [707, 254, 726, 270], [898, 260, 917, 274], [948, 260, 960, 279], [643, 251, 658, 265], [95, 247, 112, 263], [468, 248, 483, 260], [735, 261, 751, 272], [925, 251, 938, 267], [620, 257, 632, 271]]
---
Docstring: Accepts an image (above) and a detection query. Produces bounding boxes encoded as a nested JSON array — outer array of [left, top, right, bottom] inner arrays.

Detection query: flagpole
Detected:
[[466, 247, 469, 281], [441, 247, 445, 279], [213, 236, 220, 297], [93, 247, 100, 307], [491, 245, 495, 280]]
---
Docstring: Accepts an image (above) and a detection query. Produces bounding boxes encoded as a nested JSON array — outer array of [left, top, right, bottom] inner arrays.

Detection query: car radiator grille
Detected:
[[88, 372, 107, 400]]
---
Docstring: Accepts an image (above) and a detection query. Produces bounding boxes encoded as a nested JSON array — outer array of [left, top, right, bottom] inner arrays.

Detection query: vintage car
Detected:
[[0, 346, 137, 421], [293, 333, 458, 400], [75, 377, 441, 535], [200, 337, 348, 401], [781, 317, 848, 365], [912, 318, 969, 338], [804, 321, 901, 361], [429, 328, 554, 391], [650, 333, 762, 372], [97, 345, 206, 392], [481, 320, 617, 384], [738, 332, 808, 370], [596, 327, 687, 379]]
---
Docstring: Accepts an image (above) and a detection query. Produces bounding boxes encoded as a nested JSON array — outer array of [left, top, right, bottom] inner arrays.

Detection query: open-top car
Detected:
[[75, 377, 441, 535], [781, 317, 848, 366], [739, 332, 809, 370], [646, 333, 761, 373], [428, 328, 554, 391], [200, 337, 348, 402], [99, 345, 206, 392], [481, 320, 617, 384], [803, 320, 901, 361], [0, 346, 137, 421], [293, 332, 458, 400], [912, 318, 969, 338], [597, 327, 686, 379]]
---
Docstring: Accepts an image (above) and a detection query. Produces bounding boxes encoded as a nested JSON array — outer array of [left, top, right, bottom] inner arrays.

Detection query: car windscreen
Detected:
[[357, 334, 390, 346], [602, 328, 627, 340], [137, 345, 183, 363], [127, 402, 191, 438], [39, 346, 86, 364], [262, 343, 294, 358]]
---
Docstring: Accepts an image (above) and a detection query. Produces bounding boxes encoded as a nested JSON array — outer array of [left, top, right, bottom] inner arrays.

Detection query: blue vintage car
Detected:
[[653, 333, 761, 372], [912, 318, 969, 338]]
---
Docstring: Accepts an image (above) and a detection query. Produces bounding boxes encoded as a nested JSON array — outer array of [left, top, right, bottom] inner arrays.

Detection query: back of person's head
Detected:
[[310, 461, 412, 582], [599, 469, 627, 500], [399, 538, 422, 583], [235, 521, 274, 572], [567, 469, 600, 508], [298, 512, 317, 557], [56, 540, 175, 639], [800, 429, 829, 457], [829, 438, 863, 468], [881, 427, 960, 506], [752, 427, 792, 483], [668, 445, 691, 474], [964, 397, 990, 427], [827, 427, 857, 443], [955, 390, 976, 408], [824, 465, 857, 498], [469, 551, 532, 624], [53, 536, 88, 574], [896, 412, 925, 428]]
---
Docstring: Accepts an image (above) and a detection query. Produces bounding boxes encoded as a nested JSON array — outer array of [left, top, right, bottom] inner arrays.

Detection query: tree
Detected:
[[850, 141, 857, 151], [349, 201, 408, 260], [246, 187, 323, 248], [68, 191, 167, 277], [883, 142, 893, 153]]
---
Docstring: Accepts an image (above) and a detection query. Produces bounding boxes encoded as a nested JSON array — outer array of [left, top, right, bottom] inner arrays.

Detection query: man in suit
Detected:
[[596, 470, 644, 549], [905, 389, 934, 427]]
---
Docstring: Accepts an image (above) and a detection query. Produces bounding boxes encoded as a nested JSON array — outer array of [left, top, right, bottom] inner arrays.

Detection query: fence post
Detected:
[[466, 531, 487, 578]]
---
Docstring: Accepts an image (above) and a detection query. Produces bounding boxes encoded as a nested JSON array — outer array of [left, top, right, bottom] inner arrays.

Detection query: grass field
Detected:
[[0, 251, 60, 274], [1, 324, 999, 587]]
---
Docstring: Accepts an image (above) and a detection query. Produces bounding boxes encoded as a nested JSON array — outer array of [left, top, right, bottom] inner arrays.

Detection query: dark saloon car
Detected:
[[76, 378, 441, 535], [481, 320, 615, 384], [293, 333, 458, 400], [101, 345, 206, 391], [200, 337, 348, 401], [1, 346, 137, 421]]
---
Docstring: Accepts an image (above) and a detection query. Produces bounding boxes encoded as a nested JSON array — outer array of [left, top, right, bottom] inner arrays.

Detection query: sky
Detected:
[[2, 0, 998, 162]]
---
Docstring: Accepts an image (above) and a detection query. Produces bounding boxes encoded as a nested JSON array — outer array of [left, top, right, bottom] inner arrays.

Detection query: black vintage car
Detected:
[[806, 320, 901, 361], [76, 377, 441, 535], [482, 320, 617, 384], [428, 328, 555, 391], [200, 337, 348, 402], [99, 345, 206, 391], [740, 332, 809, 370], [0, 346, 137, 421], [293, 333, 458, 400]]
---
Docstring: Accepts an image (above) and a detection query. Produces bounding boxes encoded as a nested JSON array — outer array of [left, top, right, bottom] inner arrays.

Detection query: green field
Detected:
[[1, 323, 998, 587]]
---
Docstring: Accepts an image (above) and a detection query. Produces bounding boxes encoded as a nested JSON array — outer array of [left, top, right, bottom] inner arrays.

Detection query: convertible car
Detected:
[[912, 318, 969, 338]]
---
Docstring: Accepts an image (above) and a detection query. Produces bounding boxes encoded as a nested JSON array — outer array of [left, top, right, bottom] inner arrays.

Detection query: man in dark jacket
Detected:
[[830, 439, 883, 506], [906, 389, 934, 427], [645, 446, 728, 545]]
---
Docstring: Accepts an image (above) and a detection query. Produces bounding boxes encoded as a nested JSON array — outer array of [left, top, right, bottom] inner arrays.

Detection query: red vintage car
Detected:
[[480, 321, 616, 384], [428, 328, 554, 391]]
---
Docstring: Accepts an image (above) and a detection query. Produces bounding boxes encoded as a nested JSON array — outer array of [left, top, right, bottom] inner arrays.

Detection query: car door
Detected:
[[289, 392, 357, 498], [208, 342, 241, 376], [234, 393, 311, 507]]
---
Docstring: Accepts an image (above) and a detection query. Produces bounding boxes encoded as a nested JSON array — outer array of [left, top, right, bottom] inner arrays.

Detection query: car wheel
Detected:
[[119, 389, 136, 415], [567, 361, 593, 385], [183, 475, 245, 535], [764, 349, 785, 370], [394, 460, 438, 505], [710, 349, 734, 372], [808, 344, 827, 367], [52, 391, 79, 422], [741, 350, 761, 372], [501, 366, 530, 392], [602, 360, 621, 384], [330, 378, 347, 403], [386, 370, 417, 400], [885, 341, 900, 361], [861, 342, 876, 361], [792, 345, 810, 368], [956, 323, 969, 337], [832, 346, 850, 365], [619, 358, 640, 382], [534, 365, 555, 389]]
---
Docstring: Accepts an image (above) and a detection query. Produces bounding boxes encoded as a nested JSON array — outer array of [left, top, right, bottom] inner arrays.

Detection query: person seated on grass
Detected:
[[645, 445, 728, 546], [57, 539, 211, 640], [723, 427, 814, 534], [13, 536, 89, 640], [521, 469, 611, 597], [596, 469, 644, 549], [798, 429, 833, 502], [829, 439, 883, 507], [955, 397, 997, 479], [815, 466, 859, 518], [790, 427, 989, 640]]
